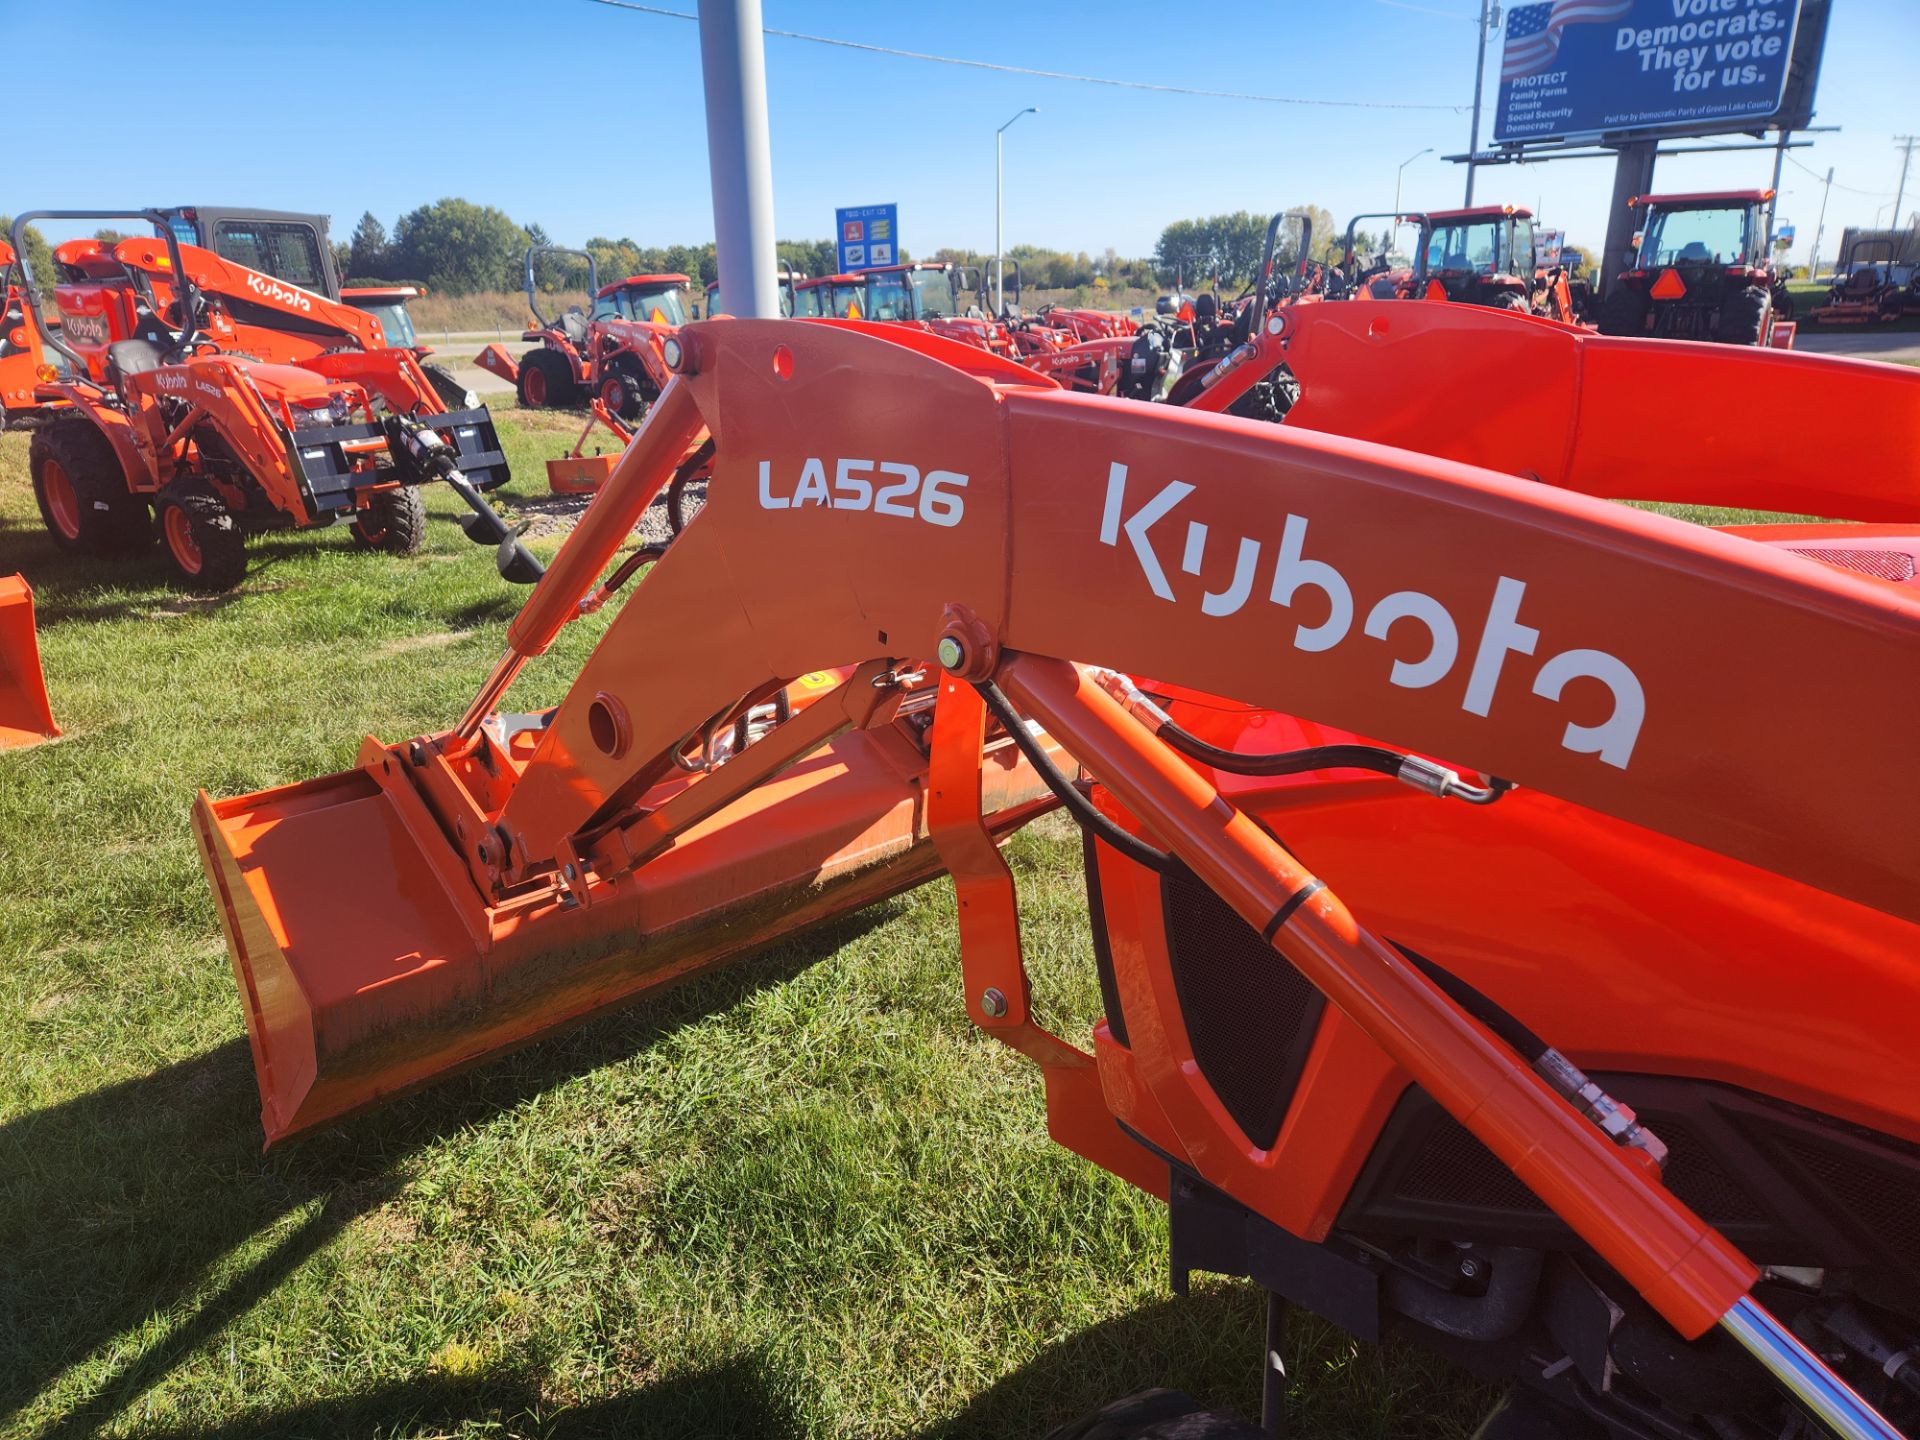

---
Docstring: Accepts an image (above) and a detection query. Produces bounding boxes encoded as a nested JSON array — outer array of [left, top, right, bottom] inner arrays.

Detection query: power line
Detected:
[[1787, 153, 1893, 197], [585, 0, 1466, 112]]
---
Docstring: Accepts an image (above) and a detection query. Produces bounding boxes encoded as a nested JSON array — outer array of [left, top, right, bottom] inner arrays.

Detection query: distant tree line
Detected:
[[13, 197, 1595, 301]]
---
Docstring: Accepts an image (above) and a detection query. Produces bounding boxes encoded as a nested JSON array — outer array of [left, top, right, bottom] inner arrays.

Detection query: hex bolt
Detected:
[[1458, 1255, 1484, 1280], [937, 636, 966, 672], [980, 986, 1008, 1018]]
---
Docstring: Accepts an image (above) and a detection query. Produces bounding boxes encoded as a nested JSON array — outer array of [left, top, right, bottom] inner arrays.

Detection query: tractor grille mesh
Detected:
[[1783, 547, 1917, 583], [1393, 1113, 1763, 1225], [1162, 866, 1323, 1151], [1780, 1140, 1920, 1274]]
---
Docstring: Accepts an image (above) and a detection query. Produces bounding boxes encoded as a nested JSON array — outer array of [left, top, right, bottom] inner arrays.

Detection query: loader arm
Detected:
[[198, 317, 1920, 1440]]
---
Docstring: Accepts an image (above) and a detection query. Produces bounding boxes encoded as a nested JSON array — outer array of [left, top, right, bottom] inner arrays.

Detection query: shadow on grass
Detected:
[[0, 905, 901, 1436], [67, 1285, 1480, 1439], [69, 1291, 1269, 1440], [82, 1351, 802, 1440]]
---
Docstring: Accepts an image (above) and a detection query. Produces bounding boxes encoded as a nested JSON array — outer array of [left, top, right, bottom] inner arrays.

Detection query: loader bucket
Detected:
[[0, 574, 59, 749], [547, 453, 618, 495], [472, 343, 519, 385], [194, 715, 1055, 1146]]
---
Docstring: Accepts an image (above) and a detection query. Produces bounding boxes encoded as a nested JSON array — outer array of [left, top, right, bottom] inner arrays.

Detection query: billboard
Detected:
[[835, 203, 899, 272], [1494, 0, 1804, 146]]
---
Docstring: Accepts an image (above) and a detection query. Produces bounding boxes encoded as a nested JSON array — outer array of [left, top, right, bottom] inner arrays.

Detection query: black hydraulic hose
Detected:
[[1154, 716, 1510, 804], [1395, 942, 1549, 1063], [975, 681, 1178, 877]]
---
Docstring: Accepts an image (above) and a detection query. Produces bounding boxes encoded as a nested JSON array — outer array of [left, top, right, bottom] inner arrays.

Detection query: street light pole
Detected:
[[1395, 147, 1434, 232], [1809, 165, 1833, 278], [996, 107, 1038, 314], [698, 0, 779, 319]]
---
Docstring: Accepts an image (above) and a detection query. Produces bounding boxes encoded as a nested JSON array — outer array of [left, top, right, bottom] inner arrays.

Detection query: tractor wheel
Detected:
[[598, 362, 652, 422], [1717, 286, 1771, 347], [155, 480, 248, 592], [516, 348, 576, 409], [28, 416, 153, 556], [1043, 1389, 1264, 1440], [351, 487, 428, 556], [1597, 284, 1650, 337], [422, 362, 474, 412]]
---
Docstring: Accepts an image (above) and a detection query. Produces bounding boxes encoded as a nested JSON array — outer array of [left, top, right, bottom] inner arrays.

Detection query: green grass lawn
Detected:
[[0, 404, 1494, 1439]]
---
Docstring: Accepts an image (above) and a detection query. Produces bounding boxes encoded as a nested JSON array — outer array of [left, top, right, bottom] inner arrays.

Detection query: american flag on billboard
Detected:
[[1502, 0, 1636, 82]]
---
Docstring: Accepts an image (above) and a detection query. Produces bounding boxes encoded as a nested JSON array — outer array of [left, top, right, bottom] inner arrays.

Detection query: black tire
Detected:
[[154, 480, 247, 592], [1716, 285, 1770, 346], [421, 361, 472, 412], [1597, 284, 1650, 337], [351, 487, 428, 556], [516, 347, 576, 409], [27, 416, 153, 555], [1043, 1389, 1264, 1440], [598, 361, 652, 421]]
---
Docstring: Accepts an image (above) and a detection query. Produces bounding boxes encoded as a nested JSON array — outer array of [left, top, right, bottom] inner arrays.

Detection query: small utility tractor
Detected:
[[14, 210, 532, 593], [474, 246, 688, 420], [198, 310, 1920, 1440], [1598, 191, 1796, 347], [1809, 240, 1911, 326]]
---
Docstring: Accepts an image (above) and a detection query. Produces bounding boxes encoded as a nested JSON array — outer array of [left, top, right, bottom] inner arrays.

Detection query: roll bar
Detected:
[[1254, 211, 1312, 318], [9, 209, 202, 373], [525, 246, 599, 331]]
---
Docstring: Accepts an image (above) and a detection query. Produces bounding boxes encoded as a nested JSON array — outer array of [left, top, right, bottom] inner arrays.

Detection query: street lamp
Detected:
[[1394, 147, 1434, 243], [996, 106, 1038, 314]]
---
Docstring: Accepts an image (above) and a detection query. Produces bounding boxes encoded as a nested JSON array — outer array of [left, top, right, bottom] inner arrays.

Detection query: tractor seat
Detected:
[[105, 338, 167, 390], [1847, 269, 1880, 296], [558, 309, 589, 346], [1677, 242, 1712, 263]]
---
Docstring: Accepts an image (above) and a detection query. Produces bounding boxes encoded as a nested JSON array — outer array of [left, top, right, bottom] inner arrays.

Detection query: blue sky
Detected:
[[9, 0, 1917, 270]]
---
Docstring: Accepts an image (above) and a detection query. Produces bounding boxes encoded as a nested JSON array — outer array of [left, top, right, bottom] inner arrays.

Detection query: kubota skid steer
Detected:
[[198, 314, 1920, 1440], [13, 211, 537, 593]]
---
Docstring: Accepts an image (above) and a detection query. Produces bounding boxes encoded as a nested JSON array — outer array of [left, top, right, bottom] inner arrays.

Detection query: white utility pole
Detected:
[[1809, 165, 1833, 277], [698, 0, 779, 318], [1464, 1, 1496, 204], [995, 107, 1038, 314]]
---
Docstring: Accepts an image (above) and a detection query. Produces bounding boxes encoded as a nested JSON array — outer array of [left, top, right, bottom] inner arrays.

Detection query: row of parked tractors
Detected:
[[0, 187, 1857, 617]]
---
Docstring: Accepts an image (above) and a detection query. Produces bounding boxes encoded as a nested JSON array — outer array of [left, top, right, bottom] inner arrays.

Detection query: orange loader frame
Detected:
[[197, 314, 1920, 1440]]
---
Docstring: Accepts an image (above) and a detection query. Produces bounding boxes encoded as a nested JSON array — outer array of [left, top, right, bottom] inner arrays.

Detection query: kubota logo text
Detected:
[[1100, 462, 1645, 768], [246, 273, 314, 313], [759, 458, 968, 527]]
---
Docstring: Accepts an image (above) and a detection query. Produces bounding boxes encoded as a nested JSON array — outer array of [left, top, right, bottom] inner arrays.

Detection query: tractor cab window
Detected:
[[704, 284, 722, 318], [792, 285, 822, 318], [348, 299, 416, 349], [605, 284, 689, 326], [910, 269, 956, 317], [863, 271, 912, 321], [1424, 221, 1501, 275], [824, 282, 863, 318], [1639, 206, 1752, 268], [209, 220, 326, 292], [1510, 217, 1535, 276]]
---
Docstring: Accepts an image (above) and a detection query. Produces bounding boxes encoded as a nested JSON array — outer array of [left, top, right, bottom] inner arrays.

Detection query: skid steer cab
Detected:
[[12, 210, 536, 594], [473, 246, 687, 422]]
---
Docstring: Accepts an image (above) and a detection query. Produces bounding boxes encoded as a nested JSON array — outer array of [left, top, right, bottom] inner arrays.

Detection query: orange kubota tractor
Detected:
[[13, 210, 535, 593], [1599, 191, 1796, 347], [475, 246, 688, 420], [195, 307, 1920, 1440]]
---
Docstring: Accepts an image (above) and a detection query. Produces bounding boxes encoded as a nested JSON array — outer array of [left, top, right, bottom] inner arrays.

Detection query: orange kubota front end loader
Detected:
[[197, 312, 1920, 1440]]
